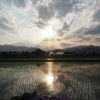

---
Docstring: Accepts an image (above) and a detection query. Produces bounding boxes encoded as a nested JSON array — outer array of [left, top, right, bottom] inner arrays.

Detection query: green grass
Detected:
[[0, 57, 100, 61]]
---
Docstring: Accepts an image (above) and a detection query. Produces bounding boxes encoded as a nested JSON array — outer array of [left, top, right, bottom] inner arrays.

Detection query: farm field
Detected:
[[0, 62, 100, 100]]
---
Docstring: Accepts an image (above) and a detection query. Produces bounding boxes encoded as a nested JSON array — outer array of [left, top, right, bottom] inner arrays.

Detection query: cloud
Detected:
[[72, 24, 100, 37], [96, 0, 100, 8], [64, 34, 74, 40], [43, 38, 55, 42], [75, 37, 91, 43], [0, 0, 100, 50], [57, 39, 61, 41], [0, 30, 7, 35], [32, 0, 79, 36], [62, 22, 70, 31], [0, 8, 21, 35], [95, 38, 100, 42], [92, 9, 100, 23], [12, 0, 32, 14], [35, 0, 78, 19], [12, 0, 27, 9], [0, 17, 14, 32], [63, 27, 85, 40], [52, 0, 78, 18], [83, 24, 100, 35], [37, 5, 55, 21], [61, 43, 73, 47], [56, 19, 75, 36], [56, 29, 64, 36], [13, 40, 36, 47], [35, 19, 47, 29], [74, 27, 87, 34]]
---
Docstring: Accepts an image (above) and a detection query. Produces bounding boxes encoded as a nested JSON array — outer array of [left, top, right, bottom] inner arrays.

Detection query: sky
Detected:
[[0, 0, 100, 50]]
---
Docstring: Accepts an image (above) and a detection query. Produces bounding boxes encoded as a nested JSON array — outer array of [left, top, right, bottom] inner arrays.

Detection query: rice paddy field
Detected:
[[0, 62, 100, 100]]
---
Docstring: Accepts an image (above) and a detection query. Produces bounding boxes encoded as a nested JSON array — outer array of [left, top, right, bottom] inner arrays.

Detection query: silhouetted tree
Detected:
[[25, 51, 30, 57], [53, 49, 59, 55], [21, 50, 25, 57], [31, 51, 36, 57], [64, 51, 69, 56], [35, 49, 45, 56], [2, 52, 8, 57]]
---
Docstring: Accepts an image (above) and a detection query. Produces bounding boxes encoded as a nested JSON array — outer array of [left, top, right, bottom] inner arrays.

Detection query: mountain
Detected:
[[0, 45, 38, 52], [51, 45, 100, 52], [0, 45, 100, 53]]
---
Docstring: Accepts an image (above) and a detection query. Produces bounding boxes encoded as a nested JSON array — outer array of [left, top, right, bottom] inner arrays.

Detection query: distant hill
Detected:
[[0, 45, 100, 53], [51, 45, 100, 52], [0, 45, 38, 52]]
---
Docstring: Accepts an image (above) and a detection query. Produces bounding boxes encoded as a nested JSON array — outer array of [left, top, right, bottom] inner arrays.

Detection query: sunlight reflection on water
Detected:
[[46, 62, 54, 85], [46, 73, 54, 85], [44, 62, 54, 93], [0, 62, 100, 100]]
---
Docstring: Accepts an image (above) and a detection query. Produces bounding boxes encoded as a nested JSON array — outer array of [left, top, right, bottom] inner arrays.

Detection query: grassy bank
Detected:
[[0, 57, 100, 62]]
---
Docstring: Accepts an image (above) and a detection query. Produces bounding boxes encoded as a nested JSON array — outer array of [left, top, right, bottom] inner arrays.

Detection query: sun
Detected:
[[44, 27, 54, 38]]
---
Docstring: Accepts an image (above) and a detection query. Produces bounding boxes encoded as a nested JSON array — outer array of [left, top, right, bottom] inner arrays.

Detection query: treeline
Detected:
[[51, 51, 100, 57], [0, 49, 47, 58], [0, 49, 100, 58]]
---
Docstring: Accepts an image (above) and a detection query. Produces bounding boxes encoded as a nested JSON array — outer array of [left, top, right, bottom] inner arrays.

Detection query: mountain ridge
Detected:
[[0, 45, 38, 52], [50, 45, 100, 52], [0, 45, 100, 52]]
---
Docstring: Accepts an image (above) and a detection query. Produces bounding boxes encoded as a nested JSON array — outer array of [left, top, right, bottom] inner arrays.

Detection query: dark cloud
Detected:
[[0, 17, 17, 34], [37, 5, 55, 21], [83, 24, 100, 35], [92, 9, 100, 23], [72, 24, 100, 37], [12, 0, 27, 8], [64, 27, 87, 40], [62, 22, 70, 31], [0, 17, 9, 24], [95, 38, 100, 42], [0, 17, 14, 31], [33, 0, 78, 32], [52, 0, 78, 18], [64, 34, 74, 40], [35, 19, 47, 29], [56, 21, 73, 36], [61, 43, 73, 47], [35, 0, 78, 20], [75, 37, 91, 43], [64, 28, 92, 42], [56, 29, 64, 36], [64, 28, 83, 40], [64, 23, 100, 43], [74, 27, 87, 34]]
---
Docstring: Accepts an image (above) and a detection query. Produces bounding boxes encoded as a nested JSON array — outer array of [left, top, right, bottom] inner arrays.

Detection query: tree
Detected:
[[35, 49, 45, 56], [53, 49, 59, 55]]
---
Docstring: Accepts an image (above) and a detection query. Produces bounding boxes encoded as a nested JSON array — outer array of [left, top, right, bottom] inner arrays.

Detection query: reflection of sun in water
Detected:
[[46, 74, 54, 85], [45, 62, 54, 85], [44, 27, 54, 38]]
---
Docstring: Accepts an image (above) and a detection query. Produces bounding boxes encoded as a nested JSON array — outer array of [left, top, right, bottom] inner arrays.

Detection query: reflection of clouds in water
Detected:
[[0, 62, 100, 100]]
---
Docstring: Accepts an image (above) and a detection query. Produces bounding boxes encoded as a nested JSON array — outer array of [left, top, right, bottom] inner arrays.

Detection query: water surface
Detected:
[[0, 62, 100, 100]]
